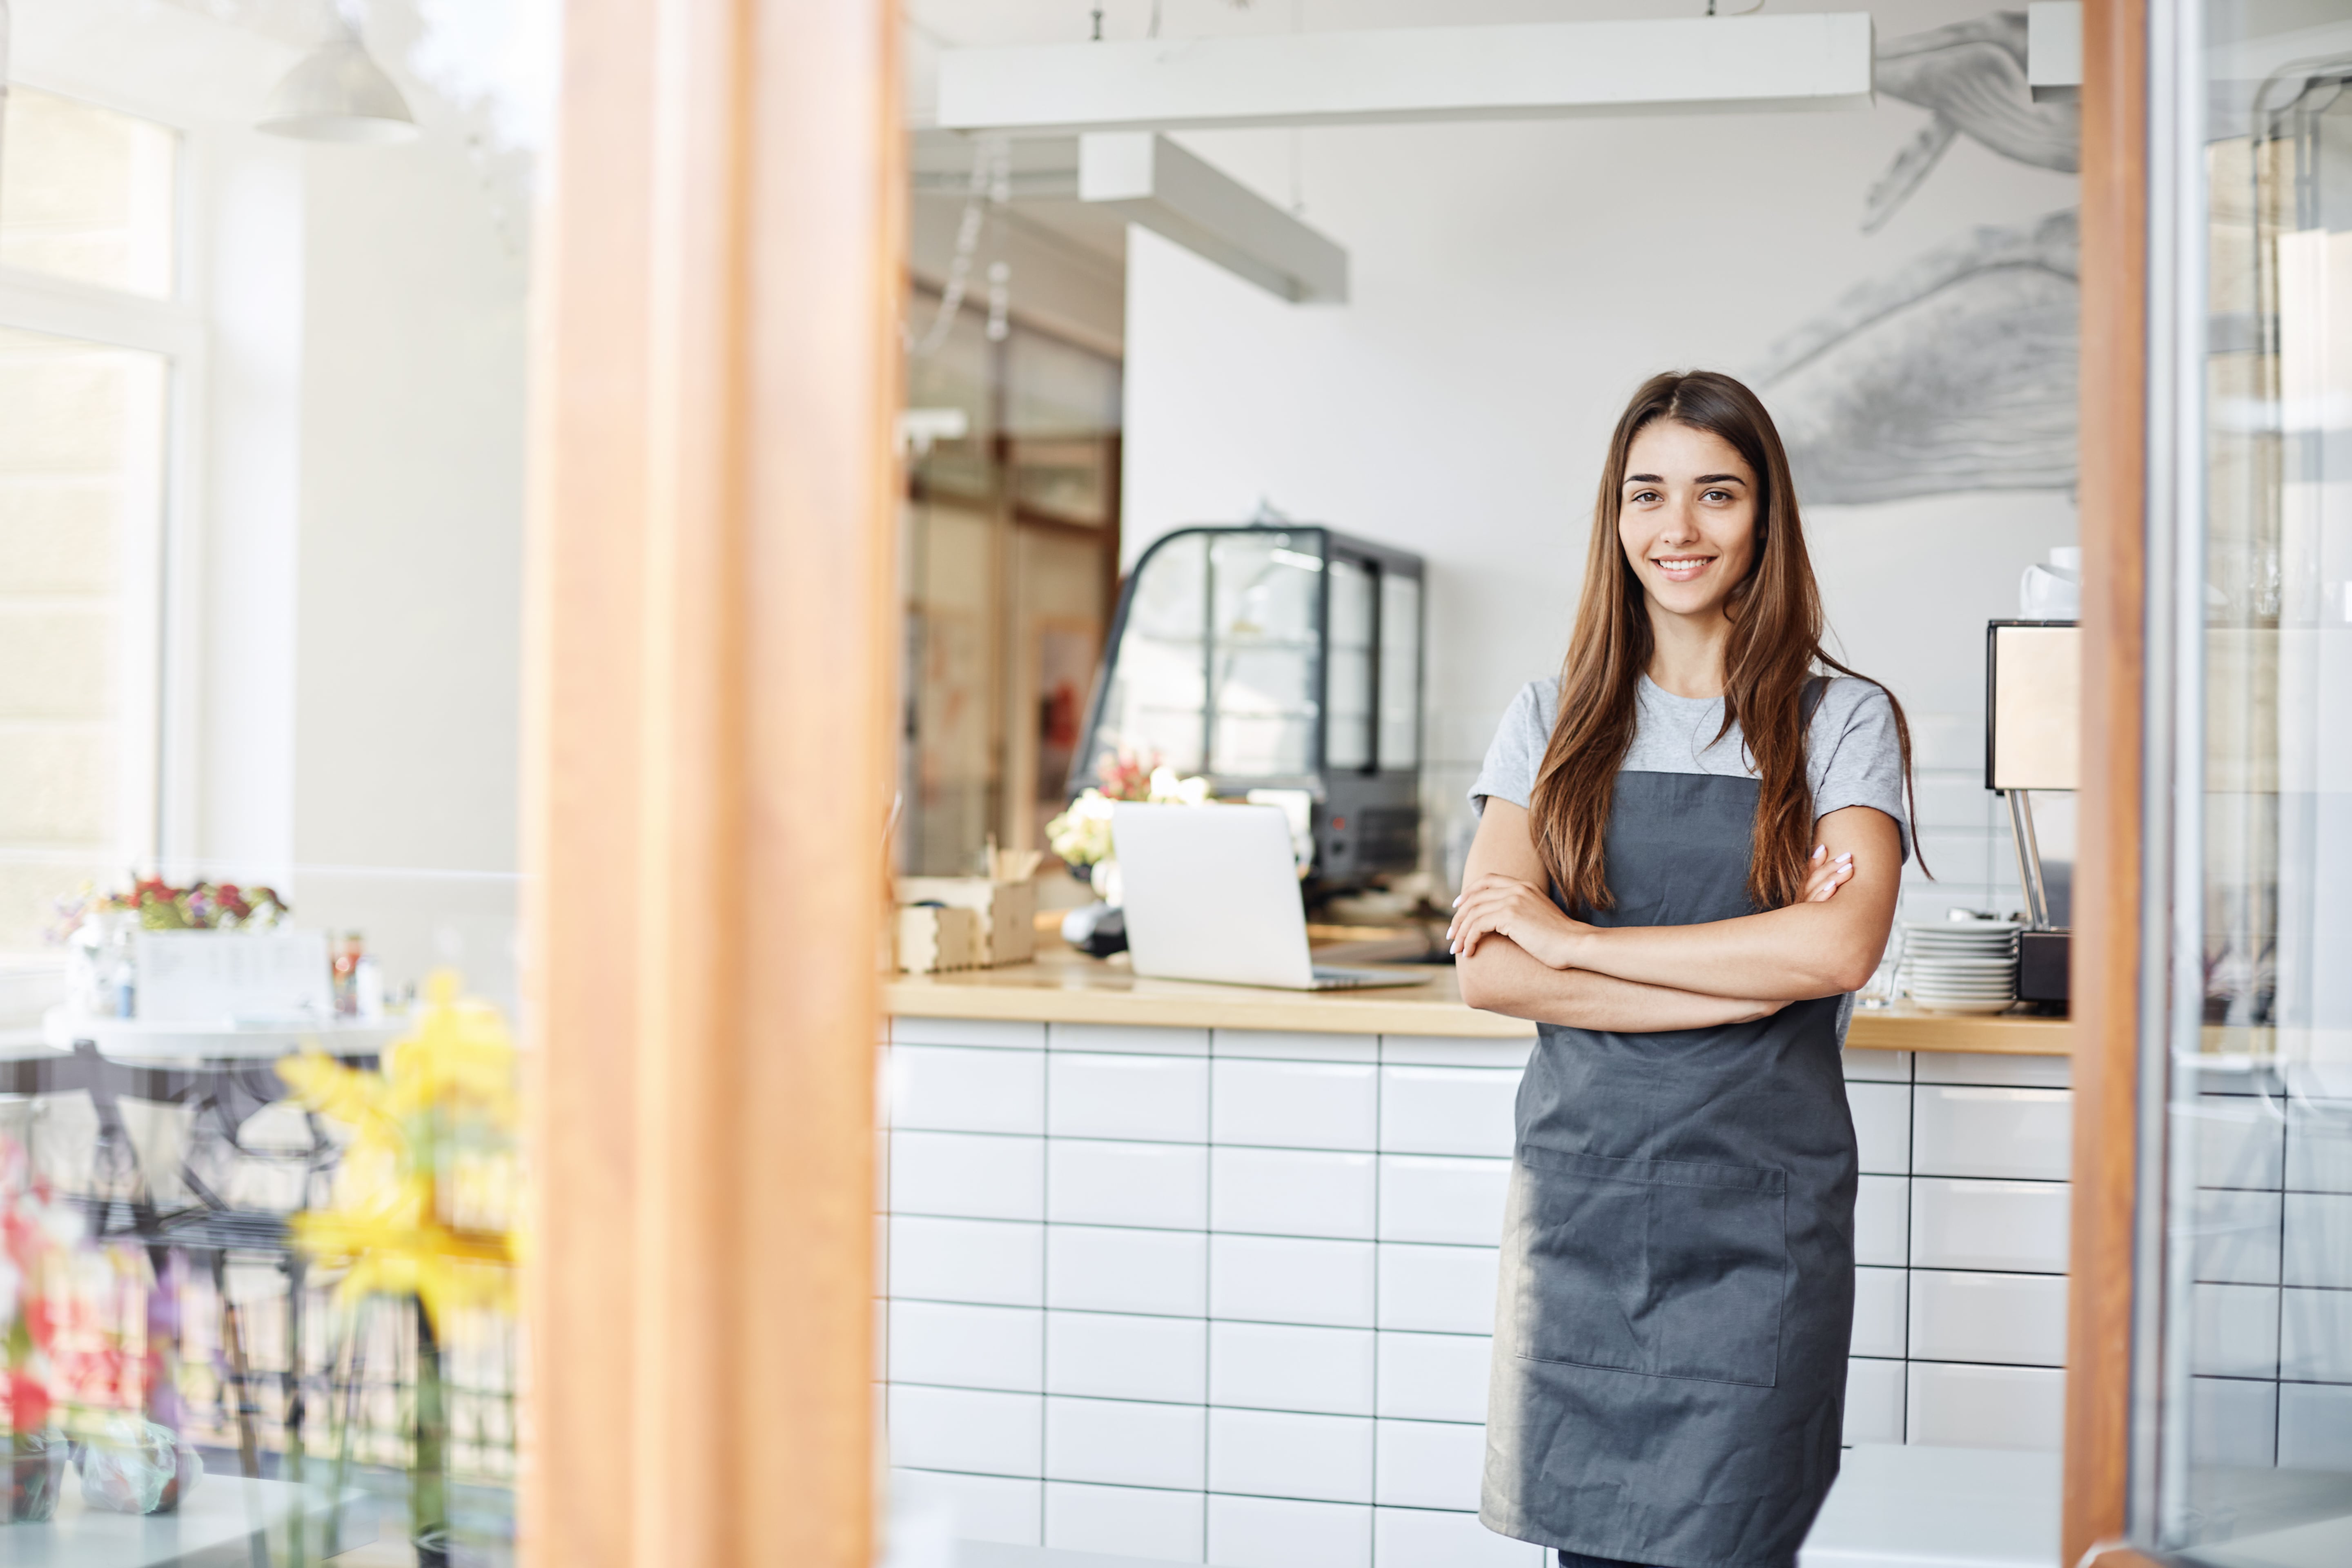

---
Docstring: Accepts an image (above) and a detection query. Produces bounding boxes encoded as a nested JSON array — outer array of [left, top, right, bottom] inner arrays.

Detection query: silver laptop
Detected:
[[1111, 803, 1428, 991]]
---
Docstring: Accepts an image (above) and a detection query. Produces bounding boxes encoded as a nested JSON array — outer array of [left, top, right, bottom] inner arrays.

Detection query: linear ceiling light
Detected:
[[1079, 132, 1347, 304], [938, 14, 1875, 136]]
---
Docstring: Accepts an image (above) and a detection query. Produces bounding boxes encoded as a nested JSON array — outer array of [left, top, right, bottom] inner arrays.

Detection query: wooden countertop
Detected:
[[885, 949, 2075, 1054]]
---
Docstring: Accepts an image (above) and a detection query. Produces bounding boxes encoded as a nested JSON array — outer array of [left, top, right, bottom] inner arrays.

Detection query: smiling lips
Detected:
[[1650, 556, 1715, 580]]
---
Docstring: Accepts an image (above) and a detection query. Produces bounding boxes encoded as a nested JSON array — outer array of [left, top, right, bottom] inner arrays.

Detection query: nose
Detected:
[[1657, 495, 1701, 546]]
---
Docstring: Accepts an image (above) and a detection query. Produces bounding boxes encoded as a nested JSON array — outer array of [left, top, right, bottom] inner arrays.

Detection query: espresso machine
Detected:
[[1986, 619, 2079, 1004]]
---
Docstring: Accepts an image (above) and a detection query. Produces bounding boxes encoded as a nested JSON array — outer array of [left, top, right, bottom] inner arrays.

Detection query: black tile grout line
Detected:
[[897, 1125, 1520, 1161], [896, 1463, 1503, 1521], [897, 1213, 1507, 1252], [1370, 1052, 1383, 1520], [1037, 1024, 1050, 1544], [2272, 1139, 2288, 1469], [890, 1294, 1503, 1347], [1199, 1047, 1214, 1531]]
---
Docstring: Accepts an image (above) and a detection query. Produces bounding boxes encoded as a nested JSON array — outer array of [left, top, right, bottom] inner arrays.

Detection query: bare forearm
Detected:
[[1457, 937, 1779, 1032], [1566, 904, 1882, 1002]]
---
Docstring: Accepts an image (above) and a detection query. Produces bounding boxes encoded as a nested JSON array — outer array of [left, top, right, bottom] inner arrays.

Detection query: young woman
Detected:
[[1447, 370, 1914, 1568]]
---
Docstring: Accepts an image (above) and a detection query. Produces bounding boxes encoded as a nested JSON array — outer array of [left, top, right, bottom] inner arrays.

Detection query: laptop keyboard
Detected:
[[1311, 966, 1399, 989]]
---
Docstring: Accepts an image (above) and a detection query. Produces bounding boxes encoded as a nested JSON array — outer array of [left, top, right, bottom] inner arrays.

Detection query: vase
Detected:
[[3, 1434, 66, 1523]]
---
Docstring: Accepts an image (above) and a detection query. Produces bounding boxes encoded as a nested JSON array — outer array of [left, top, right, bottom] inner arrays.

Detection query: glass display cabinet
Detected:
[[1070, 525, 1425, 886]]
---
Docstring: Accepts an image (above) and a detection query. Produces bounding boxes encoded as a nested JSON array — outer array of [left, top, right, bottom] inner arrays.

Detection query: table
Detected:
[[0, 1474, 356, 1567]]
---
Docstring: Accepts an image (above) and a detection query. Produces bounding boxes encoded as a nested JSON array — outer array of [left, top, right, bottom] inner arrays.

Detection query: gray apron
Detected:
[[1480, 759, 1857, 1568]]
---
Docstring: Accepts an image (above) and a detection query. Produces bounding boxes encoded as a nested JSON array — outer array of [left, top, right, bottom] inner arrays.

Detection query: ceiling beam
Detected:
[[938, 15, 1875, 136]]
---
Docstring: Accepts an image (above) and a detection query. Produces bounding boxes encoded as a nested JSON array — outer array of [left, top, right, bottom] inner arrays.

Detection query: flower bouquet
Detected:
[[278, 972, 519, 1568], [1046, 750, 1214, 902], [50, 878, 292, 1020]]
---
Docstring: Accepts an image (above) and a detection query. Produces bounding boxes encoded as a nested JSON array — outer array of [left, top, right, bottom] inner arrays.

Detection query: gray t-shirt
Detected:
[[1469, 673, 1912, 864]]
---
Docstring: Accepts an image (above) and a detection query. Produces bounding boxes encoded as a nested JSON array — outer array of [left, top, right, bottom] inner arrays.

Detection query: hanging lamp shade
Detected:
[[257, 27, 419, 144]]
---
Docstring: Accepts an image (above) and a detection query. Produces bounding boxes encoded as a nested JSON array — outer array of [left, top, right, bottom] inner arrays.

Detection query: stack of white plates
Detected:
[[1900, 920, 2021, 1014]]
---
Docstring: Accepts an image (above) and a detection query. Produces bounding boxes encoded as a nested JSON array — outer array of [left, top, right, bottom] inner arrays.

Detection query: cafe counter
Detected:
[[878, 948, 2079, 1548], [883, 947, 2074, 1054]]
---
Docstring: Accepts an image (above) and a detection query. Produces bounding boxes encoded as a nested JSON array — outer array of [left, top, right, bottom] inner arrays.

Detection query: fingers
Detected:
[[1446, 885, 1530, 957], [1448, 902, 1500, 958], [1450, 871, 1537, 909], [1803, 852, 1855, 903]]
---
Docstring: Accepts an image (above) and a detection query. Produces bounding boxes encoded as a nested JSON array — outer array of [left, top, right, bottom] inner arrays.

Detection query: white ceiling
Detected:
[[158, 0, 324, 46]]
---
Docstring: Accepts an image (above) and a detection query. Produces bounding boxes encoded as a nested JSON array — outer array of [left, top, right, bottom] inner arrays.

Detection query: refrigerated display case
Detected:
[[1069, 525, 1425, 886]]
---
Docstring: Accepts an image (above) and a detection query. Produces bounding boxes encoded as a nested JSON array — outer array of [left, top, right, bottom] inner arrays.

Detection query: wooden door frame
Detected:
[[521, 2, 904, 1565], [2065, 0, 2167, 1564]]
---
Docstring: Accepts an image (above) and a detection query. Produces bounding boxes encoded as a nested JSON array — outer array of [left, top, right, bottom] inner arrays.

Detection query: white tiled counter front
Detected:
[[882, 1016, 2085, 1566], [883, 1017, 1532, 1567]]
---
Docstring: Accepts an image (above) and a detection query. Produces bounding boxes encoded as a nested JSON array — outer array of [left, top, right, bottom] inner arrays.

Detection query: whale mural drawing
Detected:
[[1757, 10, 2083, 504]]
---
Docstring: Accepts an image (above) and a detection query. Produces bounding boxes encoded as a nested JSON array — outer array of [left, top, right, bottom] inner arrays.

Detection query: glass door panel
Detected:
[[1379, 571, 1422, 770], [2146, 11, 2352, 1559], [1096, 530, 1208, 774], [1207, 531, 1321, 780], [1327, 557, 1373, 772]]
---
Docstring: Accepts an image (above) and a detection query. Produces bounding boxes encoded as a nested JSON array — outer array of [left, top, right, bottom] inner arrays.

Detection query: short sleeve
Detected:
[[1469, 679, 1557, 814], [1808, 679, 1912, 864]]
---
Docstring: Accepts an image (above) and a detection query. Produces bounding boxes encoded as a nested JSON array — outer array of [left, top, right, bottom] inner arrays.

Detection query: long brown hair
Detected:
[[1528, 370, 1921, 913]]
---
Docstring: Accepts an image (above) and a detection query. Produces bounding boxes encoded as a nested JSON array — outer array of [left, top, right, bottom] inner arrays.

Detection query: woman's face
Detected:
[[1616, 420, 1760, 624]]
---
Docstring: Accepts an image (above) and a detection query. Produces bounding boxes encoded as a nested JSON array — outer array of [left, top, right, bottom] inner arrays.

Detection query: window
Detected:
[[0, 88, 185, 952], [0, 85, 178, 297]]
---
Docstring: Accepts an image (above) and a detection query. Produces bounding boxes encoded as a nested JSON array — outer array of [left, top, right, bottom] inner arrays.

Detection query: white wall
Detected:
[[1119, 0, 2082, 915], [290, 134, 525, 878]]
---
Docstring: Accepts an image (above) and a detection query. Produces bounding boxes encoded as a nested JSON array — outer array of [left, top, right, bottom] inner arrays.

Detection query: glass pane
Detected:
[[905, 289, 996, 500], [1208, 531, 1320, 779], [905, 504, 1000, 872], [1006, 326, 1121, 437], [1009, 436, 1112, 526], [2151, 10, 2352, 1557], [1380, 572, 1421, 770], [0, 326, 166, 949], [1096, 532, 1208, 774], [0, 12, 548, 1561], [1327, 558, 1373, 772], [0, 87, 178, 298]]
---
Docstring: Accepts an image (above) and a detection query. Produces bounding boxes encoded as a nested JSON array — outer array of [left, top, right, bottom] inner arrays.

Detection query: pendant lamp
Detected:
[[257, 12, 418, 144]]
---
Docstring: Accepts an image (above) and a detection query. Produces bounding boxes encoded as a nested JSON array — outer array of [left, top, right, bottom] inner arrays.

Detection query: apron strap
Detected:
[[1799, 673, 1829, 731]]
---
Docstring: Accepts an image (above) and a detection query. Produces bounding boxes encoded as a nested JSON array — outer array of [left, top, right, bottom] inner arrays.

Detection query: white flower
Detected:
[[1146, 767, 1212, 806]]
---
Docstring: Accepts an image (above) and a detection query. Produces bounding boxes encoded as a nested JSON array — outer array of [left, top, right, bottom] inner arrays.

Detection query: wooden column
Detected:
[[2065, 0, 2162, 1564], [520, 2, 658, 1563], [523, 2, 903, 1564]]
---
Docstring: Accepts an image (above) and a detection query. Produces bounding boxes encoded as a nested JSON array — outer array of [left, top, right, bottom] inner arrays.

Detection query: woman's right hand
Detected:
[[1802, 844, 1854, 903]]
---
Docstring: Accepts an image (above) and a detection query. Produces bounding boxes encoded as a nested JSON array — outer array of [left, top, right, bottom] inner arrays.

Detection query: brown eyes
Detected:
[[1625, 487, 1737, 504]]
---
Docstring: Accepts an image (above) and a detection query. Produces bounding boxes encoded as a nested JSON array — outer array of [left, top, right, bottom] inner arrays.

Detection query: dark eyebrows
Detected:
[[1624, 473, 1663, 484], [1621, 472, 1748, 486]]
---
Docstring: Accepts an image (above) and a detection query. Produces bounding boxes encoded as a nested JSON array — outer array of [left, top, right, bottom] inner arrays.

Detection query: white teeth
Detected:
[[1655, 558, 1709, 570]]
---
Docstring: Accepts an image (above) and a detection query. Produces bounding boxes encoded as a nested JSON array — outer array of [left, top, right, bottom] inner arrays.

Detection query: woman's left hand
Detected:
[[1448, 873, 1592, 968]]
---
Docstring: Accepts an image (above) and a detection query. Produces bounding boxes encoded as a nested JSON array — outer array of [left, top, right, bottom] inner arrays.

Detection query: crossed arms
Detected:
[[1447, 798, 1902, 1033]]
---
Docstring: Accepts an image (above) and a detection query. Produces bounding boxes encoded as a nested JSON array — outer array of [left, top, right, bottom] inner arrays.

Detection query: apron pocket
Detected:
[[1512, 1144, 1788, 1388]]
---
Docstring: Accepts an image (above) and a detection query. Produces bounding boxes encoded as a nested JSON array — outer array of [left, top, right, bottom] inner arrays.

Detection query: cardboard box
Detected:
[[895, 904, 983, 973], [894, 875, 1037, 968]]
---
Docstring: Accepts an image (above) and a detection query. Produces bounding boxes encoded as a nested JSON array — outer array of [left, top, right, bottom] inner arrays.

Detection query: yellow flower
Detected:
[[277, 971, 520, 1330]]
